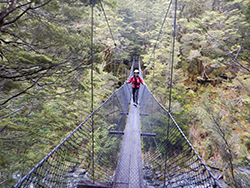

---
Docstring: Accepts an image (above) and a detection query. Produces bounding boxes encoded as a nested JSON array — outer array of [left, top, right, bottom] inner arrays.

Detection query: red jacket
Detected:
[[128, 76, 144, 88]]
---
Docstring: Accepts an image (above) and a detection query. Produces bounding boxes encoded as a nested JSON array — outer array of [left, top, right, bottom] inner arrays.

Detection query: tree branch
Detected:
[[0, 105, 27, 120], [3, 6, 31, 28], [0, 70, 48, 106], [0, 0, 30, 28], [32, 0, 53, 10], [1, 0, 53, 29], [0, 67, 48, 79]]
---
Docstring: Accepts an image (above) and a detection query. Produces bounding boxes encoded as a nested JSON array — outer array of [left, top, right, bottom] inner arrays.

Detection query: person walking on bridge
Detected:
[[126, 69, 144, 107]]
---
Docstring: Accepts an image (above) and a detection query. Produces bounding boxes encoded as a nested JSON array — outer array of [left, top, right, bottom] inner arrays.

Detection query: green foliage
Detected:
[[141, 0, 250, 186], [0, 0, 249, 186], [0, 0, 118, 186]]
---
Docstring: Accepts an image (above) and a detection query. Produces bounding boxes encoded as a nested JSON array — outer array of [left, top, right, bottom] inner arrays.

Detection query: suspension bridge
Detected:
[[13, 58, 222, 188], [12, 0, 245, 186]]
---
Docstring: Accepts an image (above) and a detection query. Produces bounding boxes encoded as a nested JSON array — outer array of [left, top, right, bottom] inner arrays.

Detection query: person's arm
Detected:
[[139, 77, 144, 85], [126, 77, 133, 84]]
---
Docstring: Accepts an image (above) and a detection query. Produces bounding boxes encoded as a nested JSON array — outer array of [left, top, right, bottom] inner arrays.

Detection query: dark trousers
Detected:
[[132, 87, 139, 104]]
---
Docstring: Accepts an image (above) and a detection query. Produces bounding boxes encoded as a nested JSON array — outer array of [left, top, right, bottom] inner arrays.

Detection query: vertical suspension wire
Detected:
[[98, 0, 117, 91], [168, 0, 177, 112], [165, 0, 178, 186], [114, 44, 117, 91], [91, 0, 95, 183], [99, 0, 116, 43], [144, 0, 173, 73], [152, 48, 156, 95]]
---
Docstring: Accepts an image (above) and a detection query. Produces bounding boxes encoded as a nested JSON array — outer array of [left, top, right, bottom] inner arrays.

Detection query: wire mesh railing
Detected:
[[139, 84, 222, 187], [13, 84, 131, 188], [14, 58, 222, 188]]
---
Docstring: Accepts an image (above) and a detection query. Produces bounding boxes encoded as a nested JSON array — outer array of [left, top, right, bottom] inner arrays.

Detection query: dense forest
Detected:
[[0, 0, 249, 187]]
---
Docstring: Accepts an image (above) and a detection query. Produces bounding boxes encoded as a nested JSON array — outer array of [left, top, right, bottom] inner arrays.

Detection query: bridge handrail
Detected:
[[143, 85, 222, 188], [13, 84, 129, 188]]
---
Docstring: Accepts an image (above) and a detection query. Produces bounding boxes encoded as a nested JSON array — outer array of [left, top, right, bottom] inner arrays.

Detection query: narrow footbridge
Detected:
[[14, 62, 222, 188]]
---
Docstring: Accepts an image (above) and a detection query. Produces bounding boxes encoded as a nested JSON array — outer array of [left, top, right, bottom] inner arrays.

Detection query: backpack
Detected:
[[133, 75, 139, 88]]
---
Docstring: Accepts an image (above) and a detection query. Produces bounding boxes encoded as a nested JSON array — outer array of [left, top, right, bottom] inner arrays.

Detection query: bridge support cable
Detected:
[[90, 0, 95, 184], [139, 83, 222, 188], [139, 48, 222, 186], [99, 0, 116, 45], [90, 114, 127, 181], [163, 0, 178, 186], [168, 0, 177, 113], [98, 0, 118, 91], [13, 84, 131, 188], [14, 59, 222, 188], [114, 44, 117, 91], [144, 0, 173, 73], [152, 52, 156, 94]]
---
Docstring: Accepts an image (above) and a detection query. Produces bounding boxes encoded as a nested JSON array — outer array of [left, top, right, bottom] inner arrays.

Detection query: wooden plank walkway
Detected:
[[113, 102, 144, 188]]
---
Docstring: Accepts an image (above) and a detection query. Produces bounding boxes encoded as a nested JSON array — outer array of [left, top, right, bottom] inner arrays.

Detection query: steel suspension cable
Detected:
[[98, 0, 118, 90], [152, 52, 156, 94], [113, 43, 118, 91], [155, 0, 173, 47], [91, 0, 95, 183], [145, 0, 173, 69], [168, 0, 177, 112], [143, 85, 222, 187], [166, 3, 176, 182], [99, 0, 116, 45]]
